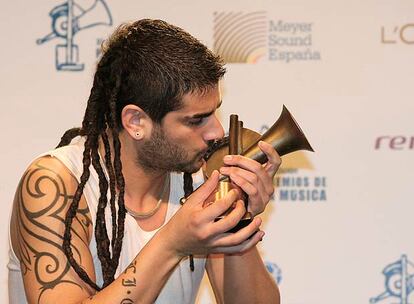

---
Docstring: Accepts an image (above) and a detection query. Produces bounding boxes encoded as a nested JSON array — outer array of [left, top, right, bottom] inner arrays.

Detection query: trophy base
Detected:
[[214, 217, 252, 233]]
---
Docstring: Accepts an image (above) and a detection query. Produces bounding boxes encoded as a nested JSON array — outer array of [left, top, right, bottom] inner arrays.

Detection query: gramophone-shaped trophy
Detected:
[[204, 105, 314, 231]]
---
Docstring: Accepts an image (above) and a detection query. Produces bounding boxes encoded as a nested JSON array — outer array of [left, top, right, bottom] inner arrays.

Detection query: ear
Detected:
[[121, 105, 153, 140]]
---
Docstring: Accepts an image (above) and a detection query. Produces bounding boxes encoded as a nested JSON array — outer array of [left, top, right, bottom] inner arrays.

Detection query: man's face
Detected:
[[136, 85, 224, 173]]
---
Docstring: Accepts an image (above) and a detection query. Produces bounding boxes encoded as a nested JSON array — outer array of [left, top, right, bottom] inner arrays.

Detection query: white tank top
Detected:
[[8, 136, 206, 304]]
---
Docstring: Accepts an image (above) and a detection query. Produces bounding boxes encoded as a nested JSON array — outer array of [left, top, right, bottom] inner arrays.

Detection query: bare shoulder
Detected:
[[10, 155, 90, 246], [10, 155, 96, 302]]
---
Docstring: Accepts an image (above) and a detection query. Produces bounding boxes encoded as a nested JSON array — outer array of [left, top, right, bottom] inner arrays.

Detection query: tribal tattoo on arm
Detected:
[[10, 157, 96, 304]]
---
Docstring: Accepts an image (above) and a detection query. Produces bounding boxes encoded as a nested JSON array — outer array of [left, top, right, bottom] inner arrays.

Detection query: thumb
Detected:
[[186, 170, 219, 206], [259, 140, 281, 176]]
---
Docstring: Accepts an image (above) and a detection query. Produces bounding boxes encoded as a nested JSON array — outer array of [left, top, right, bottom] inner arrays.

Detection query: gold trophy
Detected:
[[204, 105, 314, 232]]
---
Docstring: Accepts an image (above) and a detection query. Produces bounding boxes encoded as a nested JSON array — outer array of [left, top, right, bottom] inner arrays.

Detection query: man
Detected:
[[8, 19, 281, 303]]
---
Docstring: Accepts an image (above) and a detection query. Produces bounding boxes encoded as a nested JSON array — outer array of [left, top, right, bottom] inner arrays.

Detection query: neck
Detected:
[[100, 131, 169, 210]]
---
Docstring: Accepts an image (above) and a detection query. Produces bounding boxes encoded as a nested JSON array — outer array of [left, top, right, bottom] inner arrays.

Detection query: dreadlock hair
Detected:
[[57, 19, 226, 290]]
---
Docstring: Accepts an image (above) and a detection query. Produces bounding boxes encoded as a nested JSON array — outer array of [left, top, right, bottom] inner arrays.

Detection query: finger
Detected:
[[220, 165, 273, 199], [220, 167, 274, 195], [186, 170, 219, 206], [222, 172, 268, 216], [223, 155, 263, 175], [213, 230, 265, 254], [223, 155, 271, 192], [258, 141, 281, 176], [202, 189, 241, 220], [219, 166, 257, 186], [210, 217, 262, 248], [225, 170, 274, 217], [209, 200, 246, 234], [220, 167, 274, 208], [211, 230, 265, 254]]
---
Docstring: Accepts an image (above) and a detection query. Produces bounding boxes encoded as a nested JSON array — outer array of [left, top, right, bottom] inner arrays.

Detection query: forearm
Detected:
[[222, 247, 280, 304], [81, 229, 181, 304]]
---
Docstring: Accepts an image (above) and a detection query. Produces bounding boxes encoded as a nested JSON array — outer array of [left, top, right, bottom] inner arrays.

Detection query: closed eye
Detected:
[[187, 117, 207, 126], [183, 100, 222, 127]]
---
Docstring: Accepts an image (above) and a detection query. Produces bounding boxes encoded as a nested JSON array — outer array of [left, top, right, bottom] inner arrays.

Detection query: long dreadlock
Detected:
[[57, 19, 226, 290]]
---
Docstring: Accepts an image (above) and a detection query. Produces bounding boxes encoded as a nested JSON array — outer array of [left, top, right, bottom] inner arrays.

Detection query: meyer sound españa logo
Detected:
[[213, 11, 321, 63], [37, 0, 113, 71], [381, 24, 414, 44], [370, 255, 414, 304]]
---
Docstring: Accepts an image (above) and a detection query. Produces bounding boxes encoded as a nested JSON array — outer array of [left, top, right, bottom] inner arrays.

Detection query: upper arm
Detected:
[[10, 156, 96, 304]]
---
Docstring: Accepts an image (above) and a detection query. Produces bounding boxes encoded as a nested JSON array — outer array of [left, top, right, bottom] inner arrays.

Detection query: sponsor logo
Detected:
[[370, 255, 414, 304], [381, 24, 414, 44], [268, 19, 321, 63], [37, 0, 113, 71], [274, 173, 327, 202], [213, 12, 322, 63], [375, 136, 414, 150], [213, 11, 267, 63], [265, 261, 282, 284]]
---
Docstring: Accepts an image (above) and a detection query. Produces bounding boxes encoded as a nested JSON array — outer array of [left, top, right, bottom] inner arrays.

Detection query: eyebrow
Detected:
[[185, 100, 223, 120]]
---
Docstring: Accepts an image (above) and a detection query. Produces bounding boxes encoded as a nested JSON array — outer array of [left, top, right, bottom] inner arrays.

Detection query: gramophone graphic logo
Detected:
[[265, 261, 282, 284], [370, 255, 414, 304], [213, 11, 267, 63], [37, 0, 113, 71]]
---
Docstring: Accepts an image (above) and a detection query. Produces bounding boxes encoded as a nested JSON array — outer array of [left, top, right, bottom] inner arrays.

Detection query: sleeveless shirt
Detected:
[[8, 136, 206, 303]]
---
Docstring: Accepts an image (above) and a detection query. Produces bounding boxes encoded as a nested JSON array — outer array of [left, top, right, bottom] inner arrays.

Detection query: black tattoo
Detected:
[[124, 260, 137, 275], [120, 261, 137, 303], [14, 160, 92, 302], [122, 278, 137, 287]]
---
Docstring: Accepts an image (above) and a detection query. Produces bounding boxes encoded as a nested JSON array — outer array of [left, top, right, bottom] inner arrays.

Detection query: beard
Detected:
[[135, 125, 208, 174]]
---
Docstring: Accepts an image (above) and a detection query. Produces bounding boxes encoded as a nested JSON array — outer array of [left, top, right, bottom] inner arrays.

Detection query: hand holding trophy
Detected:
[[203, 105, 314, 232]]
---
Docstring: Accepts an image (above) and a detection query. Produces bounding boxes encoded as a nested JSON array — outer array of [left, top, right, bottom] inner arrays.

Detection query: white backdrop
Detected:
[[1, 0, 413, 303]]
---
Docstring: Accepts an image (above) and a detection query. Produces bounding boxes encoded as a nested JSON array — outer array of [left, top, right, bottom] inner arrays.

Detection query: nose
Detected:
[[203, 115, 225, 142]]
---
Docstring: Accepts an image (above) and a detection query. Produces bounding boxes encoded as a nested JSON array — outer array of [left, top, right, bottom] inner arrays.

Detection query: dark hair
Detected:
[[101, 19, 226, 127], [58, 19, 226, 290]]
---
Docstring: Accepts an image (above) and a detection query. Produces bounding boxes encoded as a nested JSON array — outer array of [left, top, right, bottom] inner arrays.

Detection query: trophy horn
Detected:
[[242, 105, 314, 162], [204, 105, 314, 177]]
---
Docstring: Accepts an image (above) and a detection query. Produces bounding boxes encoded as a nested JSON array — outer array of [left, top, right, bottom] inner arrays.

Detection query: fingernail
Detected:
[[210, 170, 219, 179], [219, 167, 229, 173], [224, 155, 232, 161], [259, 231, 265, 241]]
